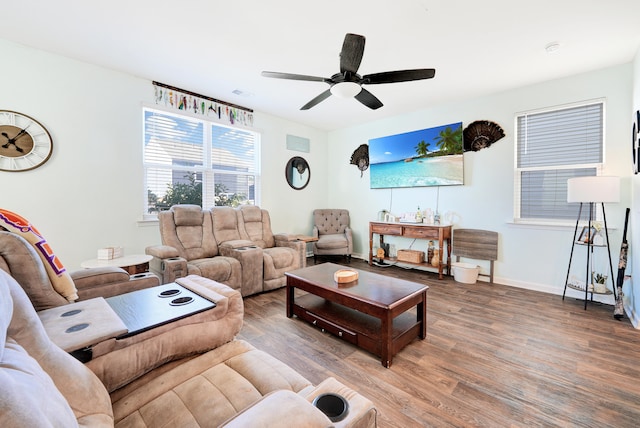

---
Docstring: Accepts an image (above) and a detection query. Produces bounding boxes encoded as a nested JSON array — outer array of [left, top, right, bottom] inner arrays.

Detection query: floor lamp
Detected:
[[563, 176, 620, 309]]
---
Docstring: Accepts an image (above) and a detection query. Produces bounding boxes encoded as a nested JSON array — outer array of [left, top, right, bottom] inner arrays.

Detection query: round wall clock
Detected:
[[0, 110, 53, 172]]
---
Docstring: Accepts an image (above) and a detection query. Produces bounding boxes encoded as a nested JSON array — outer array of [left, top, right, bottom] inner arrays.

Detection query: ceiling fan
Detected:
[[261, 33, 436, 110]]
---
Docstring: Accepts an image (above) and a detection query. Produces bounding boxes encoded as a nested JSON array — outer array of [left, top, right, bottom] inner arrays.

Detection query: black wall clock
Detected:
[[0, 110, 53, 172]]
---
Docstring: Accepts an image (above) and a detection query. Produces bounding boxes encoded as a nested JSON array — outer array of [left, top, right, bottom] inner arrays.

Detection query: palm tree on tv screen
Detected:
[[434, 126, 463, 155]]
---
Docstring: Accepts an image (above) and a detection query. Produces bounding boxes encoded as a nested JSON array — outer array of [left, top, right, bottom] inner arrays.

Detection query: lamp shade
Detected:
[[567, 176, 620, 203]]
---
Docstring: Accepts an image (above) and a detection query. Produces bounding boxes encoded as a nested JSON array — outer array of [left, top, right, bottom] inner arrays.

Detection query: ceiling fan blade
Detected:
[[355, 88, 383, 110], [363, 69, 436, 84], [261, 71, 328, 82], [301, 89, 332, 110], [340, 33, 366, 74]]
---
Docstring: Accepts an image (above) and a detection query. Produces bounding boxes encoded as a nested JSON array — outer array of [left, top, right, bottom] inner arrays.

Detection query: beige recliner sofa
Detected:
[[0, 231, 160, 310], [0, 231, 244, 393], [144, 204, 243, 287], [0, 269, 378, 427], [147, 205, 305, 297]]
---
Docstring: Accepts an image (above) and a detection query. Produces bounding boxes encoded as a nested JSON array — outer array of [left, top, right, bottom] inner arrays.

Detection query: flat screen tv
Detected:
[[369, 122, 464, 189]]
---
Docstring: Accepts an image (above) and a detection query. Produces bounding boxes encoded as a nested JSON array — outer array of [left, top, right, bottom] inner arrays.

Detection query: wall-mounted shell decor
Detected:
[[350, 144, 369, 177], [463, 120, 505, 152]]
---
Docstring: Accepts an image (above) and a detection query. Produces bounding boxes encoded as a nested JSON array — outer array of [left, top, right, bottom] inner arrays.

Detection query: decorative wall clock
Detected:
[[0, 110, 53, 172]]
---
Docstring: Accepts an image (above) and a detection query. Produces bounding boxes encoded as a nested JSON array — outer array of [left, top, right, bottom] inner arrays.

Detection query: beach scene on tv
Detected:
[[369, 122, 464, 189]]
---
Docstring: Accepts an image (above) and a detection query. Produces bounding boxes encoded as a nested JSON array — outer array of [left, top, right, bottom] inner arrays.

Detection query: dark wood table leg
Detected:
[[381, 311, 393, 368], [286, 283, 294, 318], [418, 291, 427, 339]]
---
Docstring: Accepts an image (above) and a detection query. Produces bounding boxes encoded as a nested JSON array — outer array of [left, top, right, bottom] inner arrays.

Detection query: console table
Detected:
[[369, 221, 452, 279]]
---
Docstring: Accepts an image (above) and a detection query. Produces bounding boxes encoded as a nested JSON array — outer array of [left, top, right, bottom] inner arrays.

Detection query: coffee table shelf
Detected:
[[293, 294, 421, 358]]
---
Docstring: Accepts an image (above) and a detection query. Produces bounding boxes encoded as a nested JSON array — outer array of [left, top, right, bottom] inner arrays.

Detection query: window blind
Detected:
[[515, 101, 603, 221], [143, 107, 259, 215]]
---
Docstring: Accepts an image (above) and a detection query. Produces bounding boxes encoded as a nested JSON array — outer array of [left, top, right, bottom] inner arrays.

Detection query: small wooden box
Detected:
[[397, 249, 424, 263], [97, 246, 123, 260]]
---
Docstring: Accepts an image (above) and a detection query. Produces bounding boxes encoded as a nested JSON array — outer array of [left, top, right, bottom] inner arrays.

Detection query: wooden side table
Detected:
[[81, 254, 153, 275]]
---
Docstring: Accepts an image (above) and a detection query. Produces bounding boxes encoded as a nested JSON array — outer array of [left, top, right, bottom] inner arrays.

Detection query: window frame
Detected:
[[142, 105, 260, 219], [513, 99, 605, 225]]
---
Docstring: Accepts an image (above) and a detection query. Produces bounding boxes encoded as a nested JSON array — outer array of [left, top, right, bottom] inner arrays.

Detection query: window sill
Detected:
[[137, 218, 158, 227], [508, 219, 617, 231]]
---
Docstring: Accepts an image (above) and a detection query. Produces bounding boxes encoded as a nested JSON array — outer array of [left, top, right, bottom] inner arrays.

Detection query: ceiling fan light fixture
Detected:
[[330, 82, 362, 98]]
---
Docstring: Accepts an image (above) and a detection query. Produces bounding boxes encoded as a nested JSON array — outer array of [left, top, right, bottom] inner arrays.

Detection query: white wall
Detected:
[[328, 64, 634, 305], [628, 47, 640, 327], [0, 39, 327, 270], [2, 37, 637, 321]]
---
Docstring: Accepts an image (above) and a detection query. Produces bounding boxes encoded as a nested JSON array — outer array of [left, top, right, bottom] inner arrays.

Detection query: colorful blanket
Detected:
[[0, 208, 78, 301]]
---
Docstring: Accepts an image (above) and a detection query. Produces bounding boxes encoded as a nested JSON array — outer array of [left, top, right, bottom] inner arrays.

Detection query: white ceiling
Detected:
[[1, 0, 639, 131]]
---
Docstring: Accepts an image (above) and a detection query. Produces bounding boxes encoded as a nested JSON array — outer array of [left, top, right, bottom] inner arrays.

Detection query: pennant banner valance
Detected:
[[152, 81, 254, 127]]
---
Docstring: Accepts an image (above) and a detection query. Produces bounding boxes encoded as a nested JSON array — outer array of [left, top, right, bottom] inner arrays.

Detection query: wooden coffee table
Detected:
[[285, 263, 428, 368]]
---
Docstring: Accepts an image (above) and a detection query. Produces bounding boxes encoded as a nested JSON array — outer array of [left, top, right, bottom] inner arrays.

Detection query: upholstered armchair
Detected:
[[312, 209, 353, 262], [236, 205, 306, 291], [145, 204, 242, 290]]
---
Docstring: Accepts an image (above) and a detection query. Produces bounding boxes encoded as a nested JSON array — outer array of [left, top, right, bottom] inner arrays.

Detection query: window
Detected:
[[143, 107, 260, 217], [515, 100, 604, 222]]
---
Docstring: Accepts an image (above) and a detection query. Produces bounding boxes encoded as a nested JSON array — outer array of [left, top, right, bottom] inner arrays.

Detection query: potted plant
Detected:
[[592, 271, 608, 293]]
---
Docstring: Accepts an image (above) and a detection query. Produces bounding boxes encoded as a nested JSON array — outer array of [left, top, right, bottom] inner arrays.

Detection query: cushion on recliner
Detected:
[[159, 206, 219, 260], [0, 232, 69, 310], [188, 257, 237, 283], [172, 204, 205, 226], [111, 340, 312, 427], [211, 207, 246, 243], [238, 206, 275, 248]]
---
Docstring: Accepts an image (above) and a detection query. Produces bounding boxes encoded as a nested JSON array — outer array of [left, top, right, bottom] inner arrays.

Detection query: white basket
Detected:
[[452, 262, 480, 284]]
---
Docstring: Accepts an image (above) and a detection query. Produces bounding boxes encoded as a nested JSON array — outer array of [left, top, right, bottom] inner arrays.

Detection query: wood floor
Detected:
[[237, 259, 640, 428]]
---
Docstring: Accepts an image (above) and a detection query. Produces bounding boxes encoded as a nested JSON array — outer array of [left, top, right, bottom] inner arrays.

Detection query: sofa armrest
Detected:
[[302, 377, 378, 428], [219, 239, 254, 250], [88, 274, 244, 392], [221, 390, 332, 428], [345, 227, 353, 253], [274, 233, 297, 242], [70, 267, 160, 301], [275, 238, 306, 268], [145, 245, 187, 283], [71, 266, 129, 287], [145, 245, 179, 259], [219, 245, 263, 296]]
